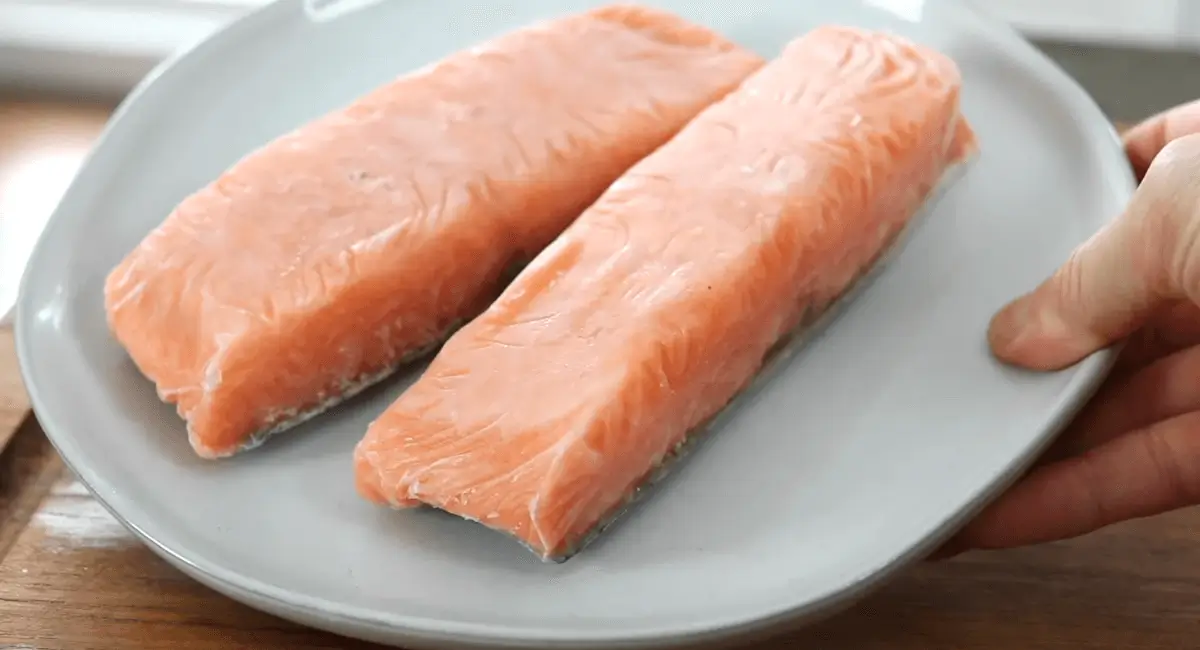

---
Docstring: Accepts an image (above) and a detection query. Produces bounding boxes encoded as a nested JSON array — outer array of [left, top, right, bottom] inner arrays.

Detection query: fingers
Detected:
[[953, 410, 1200, 551], [987, 210, 1167, 370], [1051, 344, 1200, 459], [1124, 99, 1200, 180], [937, 104, 1200, 562], [1113, 300, 1200, 373], [989, 135, 1200, 370]]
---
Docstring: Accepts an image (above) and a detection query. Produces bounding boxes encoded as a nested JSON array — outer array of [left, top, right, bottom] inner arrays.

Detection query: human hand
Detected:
[[940, 99, 1200, 556]]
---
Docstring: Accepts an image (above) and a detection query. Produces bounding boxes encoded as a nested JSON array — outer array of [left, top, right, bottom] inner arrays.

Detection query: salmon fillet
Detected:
[[354, 25, 979, 562], [102, 5, 764, 459]]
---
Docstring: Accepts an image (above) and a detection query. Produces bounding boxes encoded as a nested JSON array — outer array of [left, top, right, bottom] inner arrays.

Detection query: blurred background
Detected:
[[3, 0, 1200, 288], [4, 0, 1200, 116]]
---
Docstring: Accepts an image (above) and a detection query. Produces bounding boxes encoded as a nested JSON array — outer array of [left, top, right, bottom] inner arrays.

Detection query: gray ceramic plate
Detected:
[[15, 0, 1134, 648]]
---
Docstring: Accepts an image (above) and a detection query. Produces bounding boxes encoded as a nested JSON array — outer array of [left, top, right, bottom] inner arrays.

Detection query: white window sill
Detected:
[[0, 0, 1197, 98]]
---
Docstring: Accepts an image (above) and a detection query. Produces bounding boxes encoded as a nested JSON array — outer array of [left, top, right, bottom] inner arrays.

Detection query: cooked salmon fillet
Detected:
[[102, 5, 763, 459], [354, 25, 979, 561]]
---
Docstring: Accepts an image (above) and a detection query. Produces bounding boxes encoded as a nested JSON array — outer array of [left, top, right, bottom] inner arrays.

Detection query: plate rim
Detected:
[[15, 0, 1135, 647]]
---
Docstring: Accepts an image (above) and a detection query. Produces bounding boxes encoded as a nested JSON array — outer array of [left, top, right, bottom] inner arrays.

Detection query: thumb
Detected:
[[1124, 99, 1200, 180], [988, 137, 1200, 370]]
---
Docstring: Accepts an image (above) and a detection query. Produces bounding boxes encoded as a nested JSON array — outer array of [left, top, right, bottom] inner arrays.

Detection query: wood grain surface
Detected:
[[2, 102, 1197, 650], [2, 469, 1200, 649], [0, 329, 27, 451], [0, 99, 112, 453]]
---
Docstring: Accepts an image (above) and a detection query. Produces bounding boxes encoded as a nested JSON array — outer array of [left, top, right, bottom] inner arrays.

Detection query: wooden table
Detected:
[[2, 102, 1199, 649]]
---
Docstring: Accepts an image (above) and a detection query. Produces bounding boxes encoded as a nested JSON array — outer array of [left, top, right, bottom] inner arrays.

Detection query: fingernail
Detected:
[[988, 295, 1035, 356], [989, 297, 1099, 370]]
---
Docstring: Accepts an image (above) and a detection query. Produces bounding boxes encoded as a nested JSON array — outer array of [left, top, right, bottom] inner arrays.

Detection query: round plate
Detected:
[[16, 0, 1134, 648]]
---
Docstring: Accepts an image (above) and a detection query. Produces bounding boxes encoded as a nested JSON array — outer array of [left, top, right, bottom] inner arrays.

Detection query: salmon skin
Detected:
[[102, 4, 764, 459], [353, 25, 979, 562]]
